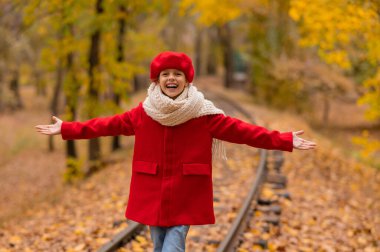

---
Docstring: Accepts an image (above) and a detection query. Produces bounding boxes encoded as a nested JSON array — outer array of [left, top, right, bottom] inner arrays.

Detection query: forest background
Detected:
[[0, 0, 379, 222]]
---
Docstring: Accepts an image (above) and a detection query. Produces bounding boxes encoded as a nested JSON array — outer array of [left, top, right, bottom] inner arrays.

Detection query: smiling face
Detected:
[[157, 69, 189, 99]]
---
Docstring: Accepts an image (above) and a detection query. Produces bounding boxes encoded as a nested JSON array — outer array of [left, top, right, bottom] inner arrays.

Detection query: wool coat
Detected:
[[61, 103, 293, 227]]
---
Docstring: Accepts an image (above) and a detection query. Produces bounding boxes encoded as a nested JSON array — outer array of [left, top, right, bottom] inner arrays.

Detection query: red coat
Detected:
[[61, 103, 293, 226]]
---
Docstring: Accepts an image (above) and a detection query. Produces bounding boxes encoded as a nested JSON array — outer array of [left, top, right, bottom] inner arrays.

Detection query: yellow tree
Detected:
[[102, 0, 166, 150], [290, 0, 380, 165], [23, 0, 93, 181], [179, 0, 245, 87]]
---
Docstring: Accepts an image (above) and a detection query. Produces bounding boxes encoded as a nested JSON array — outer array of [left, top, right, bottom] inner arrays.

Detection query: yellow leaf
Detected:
[[74, 228, 85, 235], [116, 249, 131, 252], [205, 244, 217, 252], [227, 212, 237, 220], [250, 228, 261, 235], [286, 227, 299, 236], [135, 235, 148, 246], [243, 232, 254, 239], [299, 246, 314, 252], [96, 238, 109, 245], [261, 188, 275, 198], [357, 236, 367, 246], [347, 229, 354, 237], [41, 233, 53, 241], [268, 243, 278, 252], [262, 232, 270, 240], [252, 245, 263, 251], [0, 249, 12, 252], [74, 243, 86, 251], [301, 238, 313, 245], [364, 247, 378, 252], [9, 235, 22, 244], [255, 211, 263, 217], [307, 218, 316, 226], [131, 241, 145, 252]]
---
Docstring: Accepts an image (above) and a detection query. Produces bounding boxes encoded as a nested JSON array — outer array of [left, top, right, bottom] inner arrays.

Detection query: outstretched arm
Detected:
[[35, 116, 62, 135], [208, 114, 293, 151], [208, 114, 316, 152], [35, 105, 140, 140]]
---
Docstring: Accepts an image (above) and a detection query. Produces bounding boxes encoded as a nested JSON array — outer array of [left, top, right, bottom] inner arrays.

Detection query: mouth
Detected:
[[166, 83, 178, 89]]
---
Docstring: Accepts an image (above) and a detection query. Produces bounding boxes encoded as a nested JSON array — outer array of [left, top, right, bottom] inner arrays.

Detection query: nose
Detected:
[[168, 73, 175, 80]]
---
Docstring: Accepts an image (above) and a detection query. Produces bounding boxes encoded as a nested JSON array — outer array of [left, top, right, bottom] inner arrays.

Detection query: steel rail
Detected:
[[213, 92, 269, 252], [216, 149, 267, 252], [97, 221, 144, 252]]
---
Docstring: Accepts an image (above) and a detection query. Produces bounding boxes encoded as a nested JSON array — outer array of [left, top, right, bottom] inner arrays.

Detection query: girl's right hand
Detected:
[[35, 116, 63, 135]]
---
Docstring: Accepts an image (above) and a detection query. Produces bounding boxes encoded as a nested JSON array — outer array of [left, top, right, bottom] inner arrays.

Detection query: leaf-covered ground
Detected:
[[272, 147, 380, 251], [204, 78, 380, 251], [1, 77, 379, 251], [237, 147, 380, 251]]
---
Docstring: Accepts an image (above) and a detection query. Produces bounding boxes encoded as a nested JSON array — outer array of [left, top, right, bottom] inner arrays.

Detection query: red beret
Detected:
[[150, 51, 194, 82]]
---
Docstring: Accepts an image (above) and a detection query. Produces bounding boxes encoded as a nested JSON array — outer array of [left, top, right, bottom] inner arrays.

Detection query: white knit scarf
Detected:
[[143, 83, 227, 160]]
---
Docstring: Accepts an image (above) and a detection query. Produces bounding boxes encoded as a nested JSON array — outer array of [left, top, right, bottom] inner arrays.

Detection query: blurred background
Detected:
[[0, 0, 379, 234]]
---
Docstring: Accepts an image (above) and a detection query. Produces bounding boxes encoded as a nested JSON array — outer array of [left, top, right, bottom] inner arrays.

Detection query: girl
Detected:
[[36, 51, 316, 252]]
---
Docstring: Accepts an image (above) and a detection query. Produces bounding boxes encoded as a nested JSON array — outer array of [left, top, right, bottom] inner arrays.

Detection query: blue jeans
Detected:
[[149, 225, 190, 252]]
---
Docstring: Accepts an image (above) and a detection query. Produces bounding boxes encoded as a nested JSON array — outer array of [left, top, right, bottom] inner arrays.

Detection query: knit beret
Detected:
[[150, 51, 194, 83]]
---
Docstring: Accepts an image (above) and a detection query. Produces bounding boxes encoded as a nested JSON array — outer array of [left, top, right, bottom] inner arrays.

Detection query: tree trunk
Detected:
[[218, 23, 234, 88], [277, 0, 292, 56], [268, 0, 279, 56], [194, 27, 203, 76], [164, 7, 182, 51], [35, 69, 46, 96], [0, 71, 3, 112], [133, 74, 148, 92], [111, 94, 122, 151], [49, 56, 64, 152], [87, 0, 104, 175], [9, 70, 23, 109], [322, 94, 330, 126], [65, 23, 78, 160], [112, 4, 127, 152], [267, 0, 292, 56], [206, 28, 217, 75]]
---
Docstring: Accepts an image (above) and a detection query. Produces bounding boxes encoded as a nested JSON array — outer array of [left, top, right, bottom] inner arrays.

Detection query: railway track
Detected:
[[97, 92, 288, 252]]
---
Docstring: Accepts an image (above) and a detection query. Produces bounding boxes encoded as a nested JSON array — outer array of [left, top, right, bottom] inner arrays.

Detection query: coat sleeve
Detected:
[[61, 104, 141, 140], [207, 114, 293, 152]]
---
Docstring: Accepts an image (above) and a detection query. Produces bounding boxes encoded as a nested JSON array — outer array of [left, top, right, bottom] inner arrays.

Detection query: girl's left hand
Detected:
[[292, 130, 316, 150], [35, 116, 62, 135]]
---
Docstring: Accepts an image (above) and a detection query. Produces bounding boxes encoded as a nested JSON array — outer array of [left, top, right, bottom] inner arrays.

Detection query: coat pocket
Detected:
[[183, 163, 211, 176], [133, 161, 158, 175]]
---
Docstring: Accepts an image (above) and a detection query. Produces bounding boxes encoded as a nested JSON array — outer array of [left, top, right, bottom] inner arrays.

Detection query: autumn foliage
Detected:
[[0, 0, 379, 250]]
